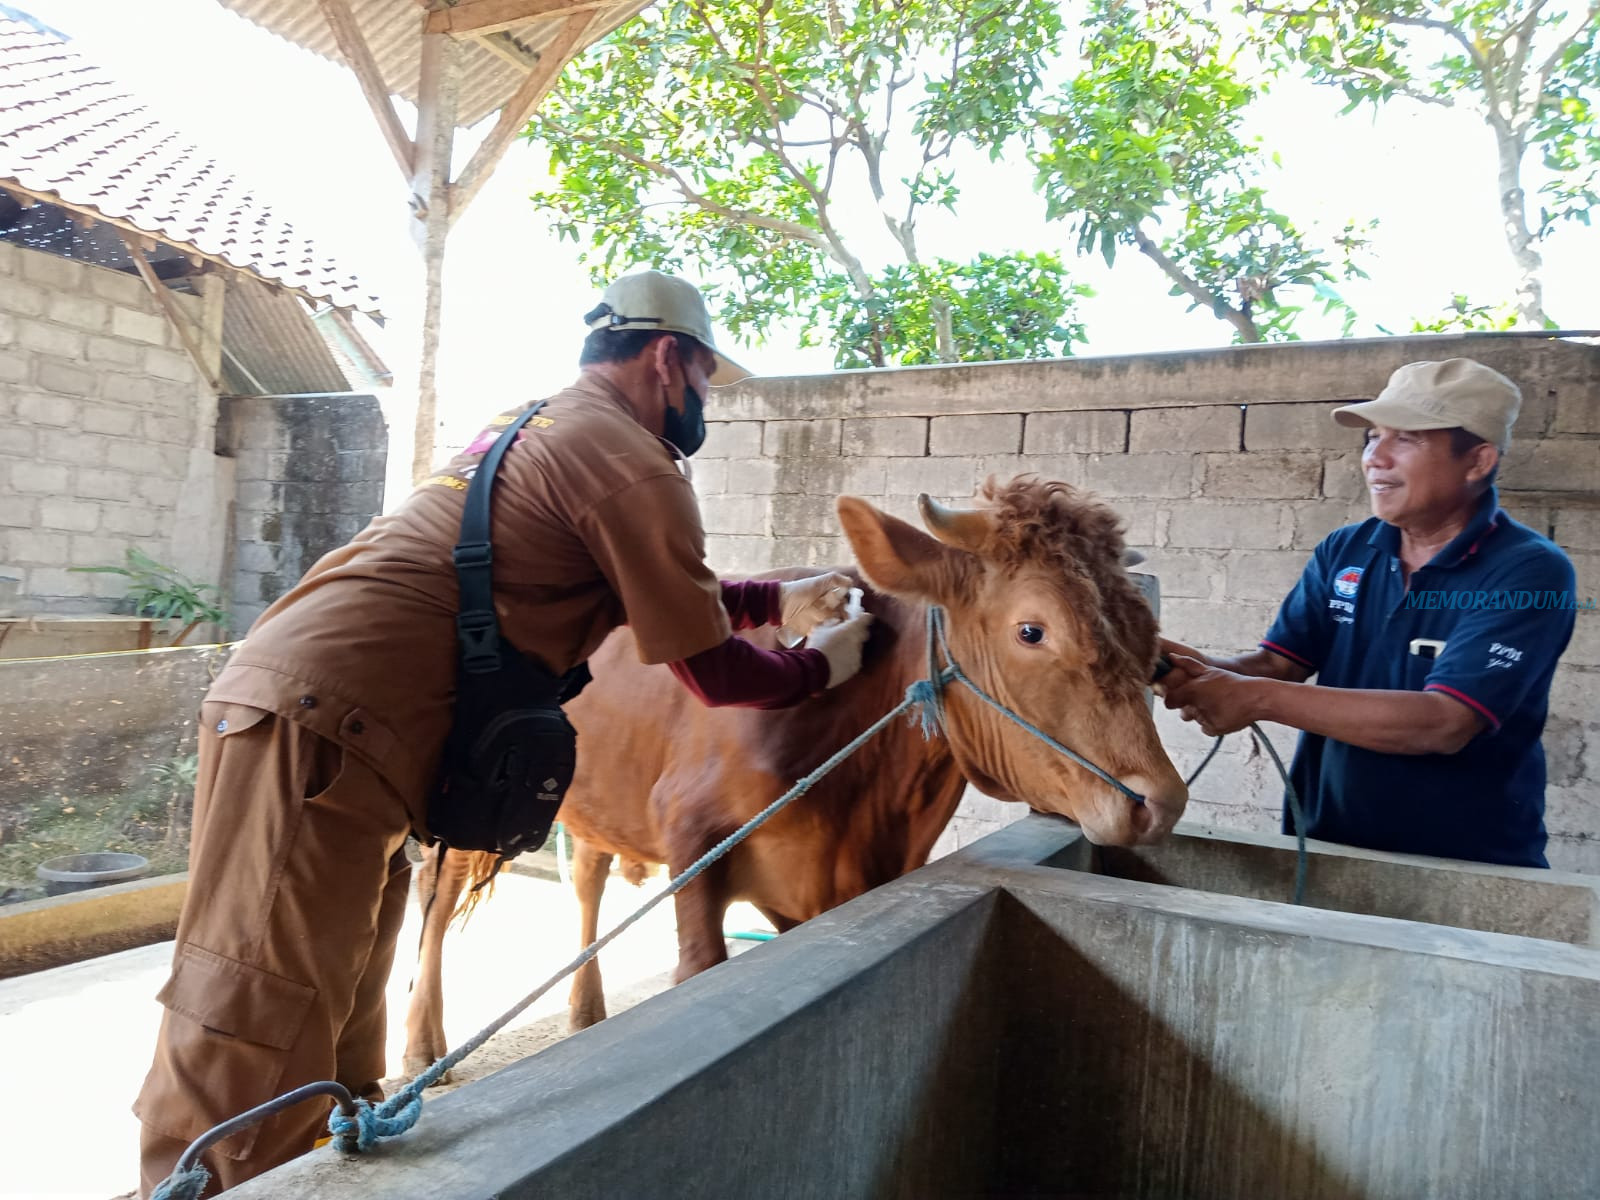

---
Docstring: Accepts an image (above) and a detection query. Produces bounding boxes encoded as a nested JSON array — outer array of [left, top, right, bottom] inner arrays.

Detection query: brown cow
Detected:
[[403, 477, 1186, 1074]]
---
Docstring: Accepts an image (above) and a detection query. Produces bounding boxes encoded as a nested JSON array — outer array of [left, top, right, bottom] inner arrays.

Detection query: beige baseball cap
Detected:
[[584, 270, 752, 386], [1331, 358, 1522, 450]]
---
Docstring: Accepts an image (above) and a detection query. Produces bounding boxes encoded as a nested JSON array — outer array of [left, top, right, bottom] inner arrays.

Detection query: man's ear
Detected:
[[1468, 442, 1500, 485]]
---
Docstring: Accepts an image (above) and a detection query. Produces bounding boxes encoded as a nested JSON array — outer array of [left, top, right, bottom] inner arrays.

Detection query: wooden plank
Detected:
[[448, 11, 592, 226], [118, 230, 224, 396], [315, 0, 416, 183], [473, 29, 543, 72], [425, 0, 612, 37]]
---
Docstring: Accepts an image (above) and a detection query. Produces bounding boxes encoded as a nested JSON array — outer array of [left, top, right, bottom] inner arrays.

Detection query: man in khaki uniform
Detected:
[[135, 271, 873, 1196]]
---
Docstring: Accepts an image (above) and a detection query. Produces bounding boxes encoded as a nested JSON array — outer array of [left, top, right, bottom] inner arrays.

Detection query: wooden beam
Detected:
[[448, 12, 592, 226], [118, 230, 224, 396], [425, 0, 612, 37], [473, 29, 542, 72], [315, 0, 416, 185]]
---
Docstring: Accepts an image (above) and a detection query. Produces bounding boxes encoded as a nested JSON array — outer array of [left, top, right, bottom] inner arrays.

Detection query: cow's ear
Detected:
[[837, 495, 967, 602]]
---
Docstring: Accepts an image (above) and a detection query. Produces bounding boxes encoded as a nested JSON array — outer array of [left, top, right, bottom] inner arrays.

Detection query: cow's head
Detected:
[[836, 476, 1187, 846]]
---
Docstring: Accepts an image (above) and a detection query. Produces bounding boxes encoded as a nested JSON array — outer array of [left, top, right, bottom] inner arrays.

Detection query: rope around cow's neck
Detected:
[[150, 604, 1280, 1199]]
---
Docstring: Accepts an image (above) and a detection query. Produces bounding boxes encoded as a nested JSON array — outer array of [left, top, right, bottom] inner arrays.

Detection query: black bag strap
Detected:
[[452, 401, 547, 674]]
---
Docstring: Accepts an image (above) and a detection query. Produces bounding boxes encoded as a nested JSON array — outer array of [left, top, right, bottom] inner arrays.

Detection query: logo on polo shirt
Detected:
[[1333, 566, 1364, 599]]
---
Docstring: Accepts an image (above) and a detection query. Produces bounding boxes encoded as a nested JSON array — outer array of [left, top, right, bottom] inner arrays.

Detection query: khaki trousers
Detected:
[[135, 703, 414, 1197]]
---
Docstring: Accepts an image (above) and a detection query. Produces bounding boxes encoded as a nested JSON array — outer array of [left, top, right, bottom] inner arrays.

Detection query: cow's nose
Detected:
[[1123, 771, 1187, 843]]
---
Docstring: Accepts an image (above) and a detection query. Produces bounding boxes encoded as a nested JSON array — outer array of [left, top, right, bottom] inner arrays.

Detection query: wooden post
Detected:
[[409, 31, 461, 484]]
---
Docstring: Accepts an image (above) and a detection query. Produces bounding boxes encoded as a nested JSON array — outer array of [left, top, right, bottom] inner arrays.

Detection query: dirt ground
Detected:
[[0, 865, 771, 1200]]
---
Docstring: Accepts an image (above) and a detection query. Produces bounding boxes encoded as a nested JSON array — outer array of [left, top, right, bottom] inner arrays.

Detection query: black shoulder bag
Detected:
[[425, 401, 591, 862]]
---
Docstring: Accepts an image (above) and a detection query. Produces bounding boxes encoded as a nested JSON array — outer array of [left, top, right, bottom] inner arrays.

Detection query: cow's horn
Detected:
[[1123, 547, 1146, 568], [918, 494, 989, 551]]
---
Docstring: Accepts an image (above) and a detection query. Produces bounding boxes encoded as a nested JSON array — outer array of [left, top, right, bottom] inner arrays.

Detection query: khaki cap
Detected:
[[584, 270, 752, 386], [1331, 358, 1521, 449]]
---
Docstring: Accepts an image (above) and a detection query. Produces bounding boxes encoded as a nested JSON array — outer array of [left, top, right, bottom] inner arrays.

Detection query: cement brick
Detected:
[[929, 414, 1022, 456], [1107, 498, 1161, 547], [690, 457, 728, 495], [1322, 451, 1367, 500], [1142, 549, 1225, 600], [1501, 439, 1600, 493], [1198, 452, 1322, 499], [699, 494, 771, 537], [1082, 453, 1195, 498], [0, 349, 27, 384], [85, 335, 144, 367], [1225, 551, 1311, 603], [1546, 834, 1600, 876], [36, 359, 95, 397], [1157, 595, 1280, 654], [144, 346, 195, 382], [1547, 663, 1599, 716], [885, 456, 984, 499], [80, 403, 142, 437], [1563, 610, 1600, 667], [770, 535, 850, 568], [20, 249, 82, 289], [45, 293, 109, 332], [234, 480, 282, 510], [23, 566, 83, 598], [39, 429, 102, 464], [700, 422, 763, 459], [137, 476, 180, 508], [104, 441, 172, 476], [0, 278, 47, 317], [100, 503, 162, 537], [791, 457, 887, 498], [70, 533, 129, 568], [1024, 410, 1127, 454], [111, 306, 168, 346], [773, 493, 842, 537], [764, 420, 842, 458], [100, 374, 157, 407], [8, 529, 70, 562], [1289, 500, 1372, 550], [88, 267, 149, 307], [76, 468, 136, 501], [142, 413, 191, 445], [0, 312, 12, 345], [977, 454, 1085, 491], [234, 541, 281, 574], [1552, 384, 1600, 435], [150, 379, 199, 411], [1543, 717, 1587, 788], [16, 318, 84, 359], [1553, 508, 1600, 551], [725, 459, 785, 495], [0, 494, 35, 527], [1243, 402, 1358, 451], [1164, 499, 1299, 553], [1499, 497, 1552, 537], [843, 417, 927, 457], [0, 423, 35, 455], [1130, 406, 1241, 453], [10, 461, 70, 493], [703, 535, 774, 575]]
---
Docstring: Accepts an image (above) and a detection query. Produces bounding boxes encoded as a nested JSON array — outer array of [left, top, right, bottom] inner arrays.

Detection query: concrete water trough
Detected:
[[236, 815, 1600, 1199]]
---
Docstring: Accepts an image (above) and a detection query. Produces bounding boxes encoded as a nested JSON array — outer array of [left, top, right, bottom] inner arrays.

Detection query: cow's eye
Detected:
[[1017, 623, 1046, 646]]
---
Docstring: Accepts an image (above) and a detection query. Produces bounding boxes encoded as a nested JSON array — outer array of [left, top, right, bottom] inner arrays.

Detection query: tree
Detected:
[[1030, 2, 1368, 343], [521, 0, 1089, 368], [1251, 0, 1600, 328], [1407, 293, 1522, 331]]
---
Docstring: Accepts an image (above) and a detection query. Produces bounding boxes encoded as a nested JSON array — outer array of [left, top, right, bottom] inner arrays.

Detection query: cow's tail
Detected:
[[454, 850, 506, 921]]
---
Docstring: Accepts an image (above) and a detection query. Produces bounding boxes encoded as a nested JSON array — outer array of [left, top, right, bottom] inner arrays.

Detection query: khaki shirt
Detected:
[[207, 376, 732, 807]]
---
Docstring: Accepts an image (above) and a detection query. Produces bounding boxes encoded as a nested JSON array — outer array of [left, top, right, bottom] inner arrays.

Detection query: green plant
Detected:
[[72, 548, 229, 645], [149, 753, 200, 850]]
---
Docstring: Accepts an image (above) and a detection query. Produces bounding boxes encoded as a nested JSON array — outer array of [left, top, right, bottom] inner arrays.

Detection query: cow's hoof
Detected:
[[403, 1055, 454, 1086], [568, 1004, 607, 1032]]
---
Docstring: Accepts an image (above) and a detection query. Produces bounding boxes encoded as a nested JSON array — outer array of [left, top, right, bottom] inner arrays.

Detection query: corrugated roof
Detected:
[[0, 6, 383, 315], [217, 0, 649, 129], [220, 273, 355, 395]]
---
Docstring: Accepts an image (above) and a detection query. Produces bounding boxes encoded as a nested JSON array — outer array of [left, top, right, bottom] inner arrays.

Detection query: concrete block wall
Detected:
[[701, 334, 1600, 873], [0, 242, 228, 614], [222, 393, 387, 632]]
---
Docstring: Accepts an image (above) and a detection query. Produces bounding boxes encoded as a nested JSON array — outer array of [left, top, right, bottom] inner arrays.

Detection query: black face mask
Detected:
[[662, 383, 707, 457]]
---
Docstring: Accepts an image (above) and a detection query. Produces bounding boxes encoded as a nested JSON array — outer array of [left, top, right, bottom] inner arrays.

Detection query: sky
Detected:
[[18, 0, 1597, 491]]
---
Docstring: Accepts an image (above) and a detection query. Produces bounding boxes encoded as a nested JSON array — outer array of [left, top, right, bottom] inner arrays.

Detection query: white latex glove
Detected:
[[804, 590, 874, 688], [777, 572, 853, 643]]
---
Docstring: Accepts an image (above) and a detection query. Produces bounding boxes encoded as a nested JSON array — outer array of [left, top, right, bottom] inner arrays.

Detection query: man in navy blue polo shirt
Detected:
[[1159, 358, 1577, 868]]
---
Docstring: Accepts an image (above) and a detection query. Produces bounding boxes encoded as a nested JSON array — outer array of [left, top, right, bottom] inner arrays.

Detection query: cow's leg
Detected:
[[402, 842, 469, 1081], [670, 855, 733, 983], [567, 836, 614, 1031], [753, 905, 801, 935]]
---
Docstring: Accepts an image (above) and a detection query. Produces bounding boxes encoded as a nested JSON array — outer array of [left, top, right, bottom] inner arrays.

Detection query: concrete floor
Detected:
[[0, 868, 769, 1200]]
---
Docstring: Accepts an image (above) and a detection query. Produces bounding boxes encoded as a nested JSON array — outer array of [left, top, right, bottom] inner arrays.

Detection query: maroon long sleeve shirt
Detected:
[[666, 580, 831, 708]]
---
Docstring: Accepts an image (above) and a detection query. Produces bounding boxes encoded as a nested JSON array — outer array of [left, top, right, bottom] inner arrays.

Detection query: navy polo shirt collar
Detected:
[[1368, 486, 1504, 569]]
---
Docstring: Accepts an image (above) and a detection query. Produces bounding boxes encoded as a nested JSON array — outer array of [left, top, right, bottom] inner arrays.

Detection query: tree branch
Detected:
[[1132, 225, 1261, 342]]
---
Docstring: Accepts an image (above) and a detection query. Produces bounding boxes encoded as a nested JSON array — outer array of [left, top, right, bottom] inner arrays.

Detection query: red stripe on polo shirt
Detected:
[[1260, 640, 1315, 669], [1425, 683, 1501, 731]]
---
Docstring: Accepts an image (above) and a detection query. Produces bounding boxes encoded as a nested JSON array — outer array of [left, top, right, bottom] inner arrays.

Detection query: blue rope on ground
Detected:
[[150, 1166, 209, 1200]]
